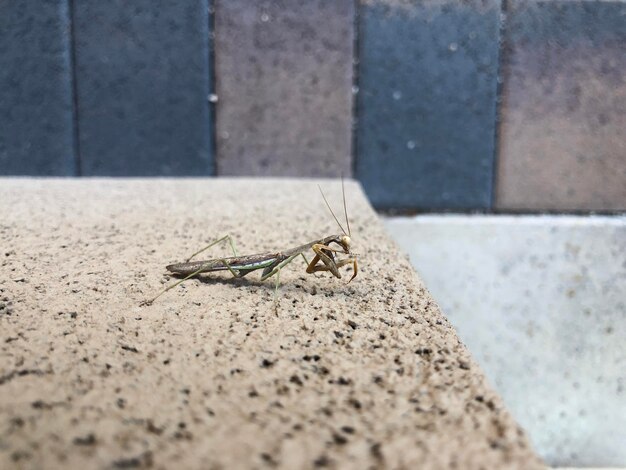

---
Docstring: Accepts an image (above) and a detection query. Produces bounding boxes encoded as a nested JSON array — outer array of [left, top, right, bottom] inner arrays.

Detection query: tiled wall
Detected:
[[1, 0, 624, 211]]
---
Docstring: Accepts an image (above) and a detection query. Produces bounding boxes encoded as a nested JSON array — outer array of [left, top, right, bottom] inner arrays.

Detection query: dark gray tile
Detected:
[[0, 1, 75, 175], [214, 0, 354, 177], [496, 0, 626, 211], [74, 1, 213, 175], [356, 0, 501, 210]]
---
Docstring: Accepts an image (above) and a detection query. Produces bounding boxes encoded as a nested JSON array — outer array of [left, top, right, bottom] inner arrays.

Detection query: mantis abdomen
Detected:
[[166, 253, 280, 276]]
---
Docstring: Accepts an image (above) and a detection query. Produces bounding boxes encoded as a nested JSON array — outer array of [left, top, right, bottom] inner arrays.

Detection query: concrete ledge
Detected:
[[385, 214, 626, 466], [0, 179, 543, 468]]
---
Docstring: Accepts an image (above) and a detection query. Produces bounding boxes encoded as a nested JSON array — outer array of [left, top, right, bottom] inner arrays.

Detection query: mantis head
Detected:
[[319, 178, 358, 282], [339, 235, 352, 254]]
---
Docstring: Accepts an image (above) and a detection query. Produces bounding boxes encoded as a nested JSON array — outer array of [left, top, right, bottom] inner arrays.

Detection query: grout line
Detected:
[[383, 213, 626, 226], [67, 0, 82, 176], [377, 207, 626, 217], [208, 0, 218, 176], [349, 0, 360, 180], [490, 0, 509, 211]]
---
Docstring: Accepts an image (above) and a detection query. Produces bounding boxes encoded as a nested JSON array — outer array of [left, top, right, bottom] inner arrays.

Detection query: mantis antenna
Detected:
[[318, 183, 348, 236], [341, 177, 351, 237]]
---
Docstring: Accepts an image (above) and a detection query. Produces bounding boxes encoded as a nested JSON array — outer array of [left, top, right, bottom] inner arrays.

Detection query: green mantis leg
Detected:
[[143, 265, 205, 305], [260, 253, 300, 281], [218, 259, 242, 278], [257, 253, 302, 306], [143, 259, 244, 305], [274, 268, 280, 305], [145, 235, 241, 305], [186, 234, 238, 262]]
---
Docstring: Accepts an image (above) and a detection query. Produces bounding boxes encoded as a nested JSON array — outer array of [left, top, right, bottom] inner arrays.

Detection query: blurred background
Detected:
[[1, 0, 624, 467]]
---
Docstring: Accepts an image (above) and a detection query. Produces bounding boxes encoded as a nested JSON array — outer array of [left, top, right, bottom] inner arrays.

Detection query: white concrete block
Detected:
[[384, 215, 626, 467]]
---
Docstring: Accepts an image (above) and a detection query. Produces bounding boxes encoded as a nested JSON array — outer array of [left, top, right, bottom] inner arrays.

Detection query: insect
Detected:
[[143, 181, 357, 305]]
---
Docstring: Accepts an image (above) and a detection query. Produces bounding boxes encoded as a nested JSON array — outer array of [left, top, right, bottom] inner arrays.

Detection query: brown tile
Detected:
[[214, 1, 355, 176], [496, 0, 626, 211]]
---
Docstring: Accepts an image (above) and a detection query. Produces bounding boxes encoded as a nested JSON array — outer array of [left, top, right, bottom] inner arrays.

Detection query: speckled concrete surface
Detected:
[[0, 179, 544, 469]]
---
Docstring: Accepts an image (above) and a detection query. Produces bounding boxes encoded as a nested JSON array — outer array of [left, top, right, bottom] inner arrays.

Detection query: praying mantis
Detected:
[[143, 181, 358, 305]]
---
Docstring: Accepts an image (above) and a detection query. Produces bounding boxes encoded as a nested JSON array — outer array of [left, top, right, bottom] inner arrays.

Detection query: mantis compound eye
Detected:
[[340, 235, 352, 253]]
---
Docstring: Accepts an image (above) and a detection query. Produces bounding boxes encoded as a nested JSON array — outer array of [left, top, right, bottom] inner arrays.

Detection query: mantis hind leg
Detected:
[[142, 242, 245, 305], [186, 234, 238, 262], [142, 259, 245, 306], [143, 256, 244, 306]]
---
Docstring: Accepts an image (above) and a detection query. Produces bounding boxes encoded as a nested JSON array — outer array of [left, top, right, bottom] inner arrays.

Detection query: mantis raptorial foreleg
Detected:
[[307, 244, 358, 282], [307, 256, 353, 274], [307, 243, 341, 277]]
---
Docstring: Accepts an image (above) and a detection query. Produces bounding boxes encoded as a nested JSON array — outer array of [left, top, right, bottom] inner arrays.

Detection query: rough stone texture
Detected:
[[356, 0, 500, 210], [73, 1, 213, 176], [214, 1, 354, 177], [0, 179, 543, 469], [496, 0, 626, 211], [385, 215, 626, 467], [0, 1, 75, 175]]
